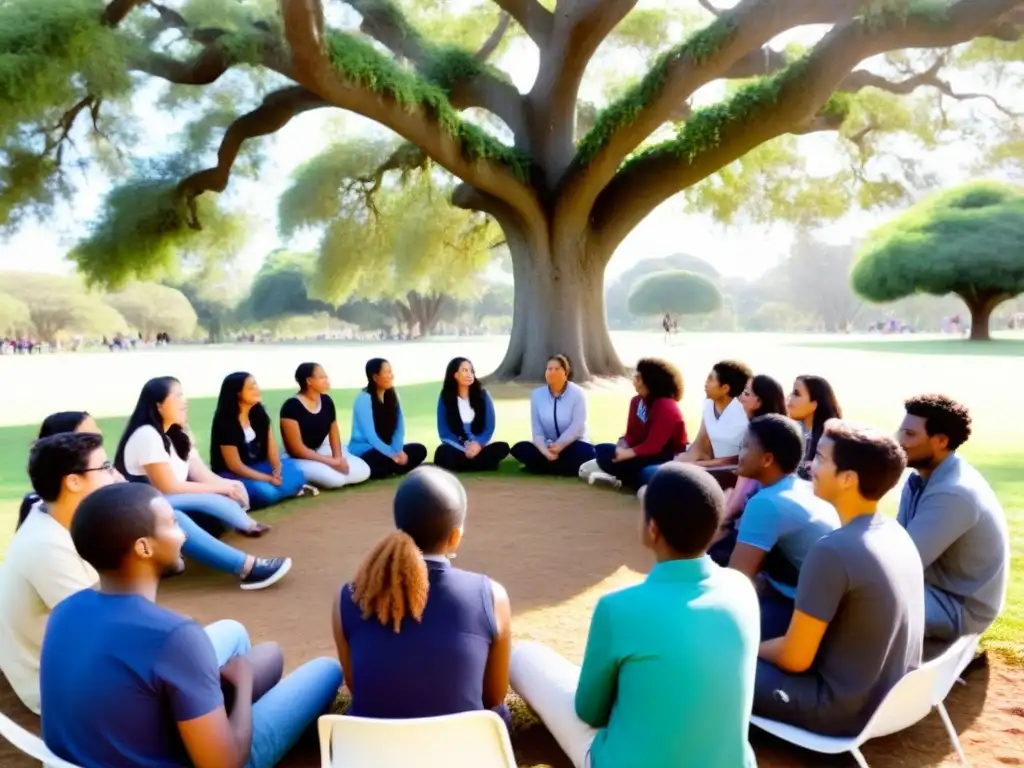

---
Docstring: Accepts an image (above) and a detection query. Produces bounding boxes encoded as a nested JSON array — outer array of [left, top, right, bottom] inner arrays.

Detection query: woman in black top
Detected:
[[210, 372, 309, 509], [280, 363, 372, 489]]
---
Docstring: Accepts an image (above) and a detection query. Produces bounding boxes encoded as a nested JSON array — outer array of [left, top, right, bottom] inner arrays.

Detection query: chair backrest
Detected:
[[0, 713, 82, 768], [318, 711, 516, 768], [932, 633, 981, 703], [858, 642, 972, 742]]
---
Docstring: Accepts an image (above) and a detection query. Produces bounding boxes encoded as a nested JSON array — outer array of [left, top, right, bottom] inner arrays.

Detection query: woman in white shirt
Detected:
[[114, 377, 291, 590]]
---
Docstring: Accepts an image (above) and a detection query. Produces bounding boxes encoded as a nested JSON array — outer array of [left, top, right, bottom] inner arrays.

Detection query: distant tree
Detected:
[[104, 282, 198, 338], [238, 251, 332, 323], [0, 293, 31, 335], [0, 273, 127, 341], [336, 299, 398, 334], [746, 301, 819, 332], [852, 181, 1024, 341], [473, 282, 514, 324], [606, 254, 719, 329], [627, 270, 723, 320]]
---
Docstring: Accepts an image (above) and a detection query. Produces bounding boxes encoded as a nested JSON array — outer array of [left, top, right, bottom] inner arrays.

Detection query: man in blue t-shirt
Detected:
[[40, 483, 342, 768], [729, 415, 840, 639]]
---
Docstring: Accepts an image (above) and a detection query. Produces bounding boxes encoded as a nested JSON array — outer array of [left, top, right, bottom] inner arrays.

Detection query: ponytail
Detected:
[[349, 531, 430, 633], [16, 493, 40, 530]]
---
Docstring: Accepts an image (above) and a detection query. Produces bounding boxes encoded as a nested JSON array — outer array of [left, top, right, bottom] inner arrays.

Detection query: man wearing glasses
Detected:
[[0, 432, 119, 714]]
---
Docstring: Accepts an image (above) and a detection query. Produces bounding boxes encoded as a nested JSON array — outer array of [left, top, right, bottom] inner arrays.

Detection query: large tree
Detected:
[[0, 273, 128, 341], [627, 269, 724, 318], [3, 0, 1023, 378], [105, 281, 199, 337], [851, 180, 1024, 340]]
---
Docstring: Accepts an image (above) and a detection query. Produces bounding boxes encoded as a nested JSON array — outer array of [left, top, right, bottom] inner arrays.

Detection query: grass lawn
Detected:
[[0, 333, 1020, 657]]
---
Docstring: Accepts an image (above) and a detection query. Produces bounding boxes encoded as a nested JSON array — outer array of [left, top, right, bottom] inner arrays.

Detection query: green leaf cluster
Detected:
[[852, 181, 1024, 303], [0, 271, 129, 340], [627, 269, 723, 317]]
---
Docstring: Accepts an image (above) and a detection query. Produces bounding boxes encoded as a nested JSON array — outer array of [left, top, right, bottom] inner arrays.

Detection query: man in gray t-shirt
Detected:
[[755, 421, 924, 737], [897, 395, 1009, 642]]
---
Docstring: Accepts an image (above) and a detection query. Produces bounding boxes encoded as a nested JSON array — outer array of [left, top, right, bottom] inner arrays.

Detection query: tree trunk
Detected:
[[405, 292, 447, 337], [961, 290, 1010, 341], [489, 223, 625, 383]]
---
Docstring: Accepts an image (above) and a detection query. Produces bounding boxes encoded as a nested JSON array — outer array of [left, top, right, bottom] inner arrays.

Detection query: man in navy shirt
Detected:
[[41, 483, 342, 768]]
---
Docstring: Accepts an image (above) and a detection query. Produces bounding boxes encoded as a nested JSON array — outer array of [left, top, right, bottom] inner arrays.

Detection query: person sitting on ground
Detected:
[[332, 466, 512, 723], [727, 415, 840, 639], [675, 359, 753, 469], [897, 394, 1009, 643], [786, 375, 842, 479], [279, 362, 372, 490], [511, 463, 759, 768], [348, 358, 428, 480], [0, 432, 118, 715], [755, 421, 923, 737], [590, 358, 687, 491], [40, 483, 343, 768], [210, 372, 310, 509], [511, 354, 596, 476], [115, 377, 291, 590], [434, 357, 511, 472]]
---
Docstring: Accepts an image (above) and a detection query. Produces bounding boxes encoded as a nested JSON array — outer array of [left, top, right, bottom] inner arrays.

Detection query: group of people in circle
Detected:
[[0, 349, 1010, 768]]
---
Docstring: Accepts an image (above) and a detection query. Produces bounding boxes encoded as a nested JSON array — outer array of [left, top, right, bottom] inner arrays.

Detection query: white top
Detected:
[[457, 396, 475, 424], [702, 397, 749, 458], [123, 425, 193, 482], [0, 505, 98, 713]]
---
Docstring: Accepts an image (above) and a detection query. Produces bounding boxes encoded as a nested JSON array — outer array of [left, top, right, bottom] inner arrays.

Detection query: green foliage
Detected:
[[852, 182, 1024, 305], [70, 177, 249, 288], [0, 272, 128, 340], [472, 282, 514, 323], [325, 32, 528, 179], [626, 269, 723, 317], [103, 282, 199, 338], [239, 251, 332, 323], [606, 253, 719, 329], [0, 293, 32, 335]]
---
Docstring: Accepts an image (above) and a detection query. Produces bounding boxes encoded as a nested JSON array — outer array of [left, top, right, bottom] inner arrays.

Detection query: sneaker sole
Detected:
[[240, 558, 293, 591]]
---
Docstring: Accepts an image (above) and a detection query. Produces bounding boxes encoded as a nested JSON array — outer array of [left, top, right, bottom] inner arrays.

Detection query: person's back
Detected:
[[585, 562, 758, 767], [341, 560, 495, 718], [42, 589, 213, 767]]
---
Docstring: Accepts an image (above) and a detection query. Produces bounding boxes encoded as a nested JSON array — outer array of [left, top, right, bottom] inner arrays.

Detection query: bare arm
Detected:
[[678, 424, 712, 461], [331, 591, 353, 694], [178, 657, 253, 768], [483, 580, 512, 709], [280, 418, 322, 462], [266, 429, 282, 470], [219, 445, 273, 483], [728, 542, 768, 582], [328, 420, 343, 461]]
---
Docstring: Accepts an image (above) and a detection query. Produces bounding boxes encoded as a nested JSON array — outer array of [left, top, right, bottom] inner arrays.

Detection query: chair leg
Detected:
[[937, 701, 969, 766], [851, 747, 870, 768]]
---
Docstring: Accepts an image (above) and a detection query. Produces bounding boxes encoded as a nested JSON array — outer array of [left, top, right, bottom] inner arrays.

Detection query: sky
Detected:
[[0, 2, 1014, 285]]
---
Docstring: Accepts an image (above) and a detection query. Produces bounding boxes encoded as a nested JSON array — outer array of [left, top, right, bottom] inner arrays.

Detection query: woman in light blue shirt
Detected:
[[348, 358, 428, 479], [434, 357, 510, 472], [511, 355, 595, 476]]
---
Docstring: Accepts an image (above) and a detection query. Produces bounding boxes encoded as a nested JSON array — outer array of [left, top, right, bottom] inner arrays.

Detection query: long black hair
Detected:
[[365, 358, 400, 444], [440, 357, 486, 442], [113, 376, 192, 476], [210, 372, 270, 462], [798, 374, 843, 467], [18, 411, 94, 530], [748, 375, 787, 419]]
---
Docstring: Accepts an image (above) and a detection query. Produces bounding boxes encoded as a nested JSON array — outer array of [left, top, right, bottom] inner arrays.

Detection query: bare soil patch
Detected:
[[2, 478, 1021, 767]]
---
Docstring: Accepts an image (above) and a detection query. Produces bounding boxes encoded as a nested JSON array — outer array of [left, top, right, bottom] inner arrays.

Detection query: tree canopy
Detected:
[[0, 293, 32, 336], [2, 0, 1022, 377], [851, 180, 1024, 339], [606, 252, 719, 328], [0, 272, 128, 340], [627, 269, 723, 317]]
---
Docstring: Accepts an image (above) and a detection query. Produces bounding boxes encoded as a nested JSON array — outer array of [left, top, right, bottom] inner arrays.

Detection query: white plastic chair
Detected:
[[0, 713, 82, 768], [318, 710, 517, 768], [935, 634, 981, 702], [750, 640, 972, 768]]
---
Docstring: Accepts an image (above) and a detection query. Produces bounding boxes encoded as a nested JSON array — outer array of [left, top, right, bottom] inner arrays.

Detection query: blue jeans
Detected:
[[166, 493, 253, 576], [205, 619, 253, 665], [222, 460, 306, 510], [166, 493, 254, 533], [595, 444, 673, 491]]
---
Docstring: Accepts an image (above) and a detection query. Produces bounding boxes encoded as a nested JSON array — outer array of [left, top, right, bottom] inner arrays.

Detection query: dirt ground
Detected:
[[2, 477, 1022, 767]]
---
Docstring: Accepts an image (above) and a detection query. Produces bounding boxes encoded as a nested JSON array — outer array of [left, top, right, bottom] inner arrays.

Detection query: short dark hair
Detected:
[[636, 357, 683, 401], [393, 466, 467, 552], [71, 483, 163, 572], [748, 414, 804, 475], [824, 420, 907, 502], [713, 360, 753, 398], [904, 394, 972, 452], [295, 362, 320, 391], [28, 433, 104, 503], [643, 463, 724, 556]]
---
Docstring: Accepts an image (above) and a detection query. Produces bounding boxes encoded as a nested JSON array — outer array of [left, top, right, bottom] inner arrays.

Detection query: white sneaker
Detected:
[[637, 485, 647, 502], [588, 471, 622, 489], [578, 458, 600, 481]]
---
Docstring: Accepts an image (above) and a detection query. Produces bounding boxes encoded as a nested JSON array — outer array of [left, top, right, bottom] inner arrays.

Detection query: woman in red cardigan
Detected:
[[594, 358, 688, 490]]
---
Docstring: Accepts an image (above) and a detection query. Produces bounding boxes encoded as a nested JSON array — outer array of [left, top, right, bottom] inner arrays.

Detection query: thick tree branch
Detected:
[[476, 12, 512, 61], [101, 0, 147, 26], [177, 86, 329, 227], [590, 0, 1022, 255], [280, 0, 545, 234], [492, 0, 554, 46]]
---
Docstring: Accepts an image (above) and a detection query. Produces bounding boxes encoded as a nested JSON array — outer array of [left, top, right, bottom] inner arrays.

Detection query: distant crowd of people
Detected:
[[0, 351, 1010, 768]]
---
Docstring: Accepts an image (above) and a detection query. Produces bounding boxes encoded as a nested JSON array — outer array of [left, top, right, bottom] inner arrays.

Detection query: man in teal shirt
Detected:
[[510, 463, 759, 767]]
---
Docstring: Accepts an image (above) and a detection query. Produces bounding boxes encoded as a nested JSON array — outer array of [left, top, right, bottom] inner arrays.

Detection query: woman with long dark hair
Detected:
[[434, 357, 510, 472], [210, 372, 308, 509], [511, 354, 595, 476], [332, 466, 512, 723], [280, 362, 372, 489], [348, 358, 428, 479], [786, 375, 843, 479], [115, 376, 291, 590]]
